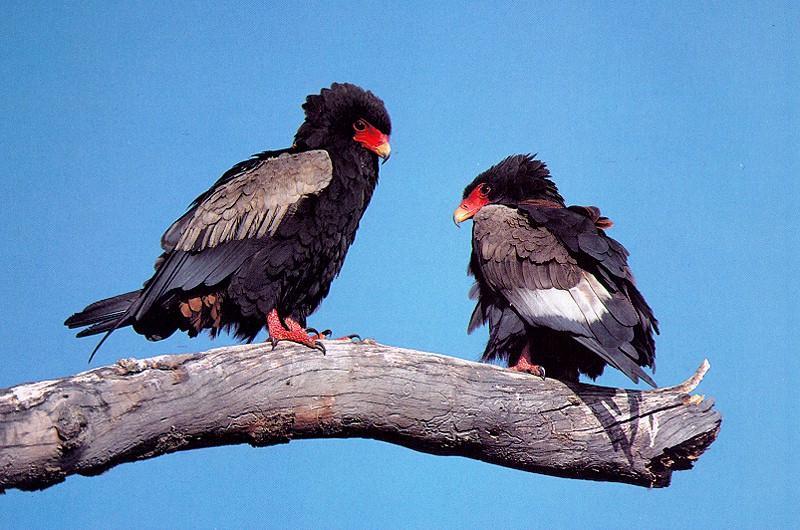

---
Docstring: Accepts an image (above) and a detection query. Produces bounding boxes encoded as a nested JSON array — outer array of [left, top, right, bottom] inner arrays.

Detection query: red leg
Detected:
[[510, 344, 546, 380], [267, 309, 326, 353]]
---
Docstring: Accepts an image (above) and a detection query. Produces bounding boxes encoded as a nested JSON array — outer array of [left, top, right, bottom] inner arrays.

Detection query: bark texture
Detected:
[[0, 341, 720, 492]]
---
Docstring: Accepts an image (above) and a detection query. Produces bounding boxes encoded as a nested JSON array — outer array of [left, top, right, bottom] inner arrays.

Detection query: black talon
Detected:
[[269, 337, 280, 350], [539, 366, 546, 381], [345, 334, 362, 342], [306, 327, 332, 338], [313, 341, 327, 355]]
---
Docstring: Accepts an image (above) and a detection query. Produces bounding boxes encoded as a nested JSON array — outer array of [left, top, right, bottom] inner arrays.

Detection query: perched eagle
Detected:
[[66, 83, 391, 358], [454, 154, 657, 386]]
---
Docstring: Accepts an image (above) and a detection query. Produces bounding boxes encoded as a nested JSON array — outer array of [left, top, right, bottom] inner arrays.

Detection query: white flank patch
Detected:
[[507, 273, 611, 334]]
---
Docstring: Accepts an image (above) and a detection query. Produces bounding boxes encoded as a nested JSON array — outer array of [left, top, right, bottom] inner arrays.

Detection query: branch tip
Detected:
[[666, 359, 710, 394]]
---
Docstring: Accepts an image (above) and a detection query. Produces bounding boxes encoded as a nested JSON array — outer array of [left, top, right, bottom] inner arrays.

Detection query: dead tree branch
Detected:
[[0, 341, 720, 492]]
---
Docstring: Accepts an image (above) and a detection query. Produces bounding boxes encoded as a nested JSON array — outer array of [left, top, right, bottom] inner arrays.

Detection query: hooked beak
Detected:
[[453, 204, 474, 226], [374, 140, 391, 164]]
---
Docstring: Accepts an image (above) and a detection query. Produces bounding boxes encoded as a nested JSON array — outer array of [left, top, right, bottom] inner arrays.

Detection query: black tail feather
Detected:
[[75, 315, 128, 337], [65, 290, 141, 330], [66, 290, 143, 362]]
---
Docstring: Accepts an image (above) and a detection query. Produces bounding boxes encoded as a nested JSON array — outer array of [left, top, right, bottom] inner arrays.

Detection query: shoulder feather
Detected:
[[173, 150, 333, 252]]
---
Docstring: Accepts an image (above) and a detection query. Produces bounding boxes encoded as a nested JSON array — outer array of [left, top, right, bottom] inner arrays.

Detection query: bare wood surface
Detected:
[[0, 341, 720, 492]]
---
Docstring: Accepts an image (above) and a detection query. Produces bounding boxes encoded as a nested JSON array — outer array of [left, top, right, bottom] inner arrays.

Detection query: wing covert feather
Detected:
[[473, 205, 581, 293], [173, 150, 332, 252]]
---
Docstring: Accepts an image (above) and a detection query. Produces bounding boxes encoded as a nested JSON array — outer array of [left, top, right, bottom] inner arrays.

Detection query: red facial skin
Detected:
[[453, 183, 491, 224], [353, 120, 391, 160]]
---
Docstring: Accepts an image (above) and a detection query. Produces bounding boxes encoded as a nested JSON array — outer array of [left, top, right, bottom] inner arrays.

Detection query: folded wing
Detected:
[[129, 150, 333, 320], [471, 204, 656, 386]]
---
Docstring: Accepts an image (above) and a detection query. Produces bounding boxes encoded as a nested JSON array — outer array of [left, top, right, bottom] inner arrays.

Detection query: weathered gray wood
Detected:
[[0, 341, 720, 492]]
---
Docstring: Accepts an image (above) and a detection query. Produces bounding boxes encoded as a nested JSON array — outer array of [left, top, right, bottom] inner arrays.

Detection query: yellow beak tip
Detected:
[[453, 208, 472, 225], [375, 142, 391, 160]]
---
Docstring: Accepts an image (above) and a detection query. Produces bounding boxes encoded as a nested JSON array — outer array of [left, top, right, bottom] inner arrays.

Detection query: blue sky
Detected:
[[1, 1, 798, 528]]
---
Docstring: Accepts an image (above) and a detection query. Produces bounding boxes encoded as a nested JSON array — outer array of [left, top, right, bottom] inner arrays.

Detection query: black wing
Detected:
[[520, 203, 658, 366], [128, 149, 334, 319]]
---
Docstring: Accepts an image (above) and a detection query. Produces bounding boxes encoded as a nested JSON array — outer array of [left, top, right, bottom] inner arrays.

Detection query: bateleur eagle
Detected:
[[454, 154, 658, 386], [66, 83, 391, 359]]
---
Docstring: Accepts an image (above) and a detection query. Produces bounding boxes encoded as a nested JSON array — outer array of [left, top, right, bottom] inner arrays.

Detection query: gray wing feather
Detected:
[[473, 205, 581, 293], [172, 150, 332, 252]]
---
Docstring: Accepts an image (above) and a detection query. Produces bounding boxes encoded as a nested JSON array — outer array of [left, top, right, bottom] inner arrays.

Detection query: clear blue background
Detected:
[[1, 1, 798, 528]]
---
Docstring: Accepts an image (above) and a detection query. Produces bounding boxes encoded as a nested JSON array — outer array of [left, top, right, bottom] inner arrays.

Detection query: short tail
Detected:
[[65, 290, 141, 337]]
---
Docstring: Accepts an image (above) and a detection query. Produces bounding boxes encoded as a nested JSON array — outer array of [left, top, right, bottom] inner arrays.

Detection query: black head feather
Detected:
[[463, 154, 564, 206], [295, 82, 391, 150]]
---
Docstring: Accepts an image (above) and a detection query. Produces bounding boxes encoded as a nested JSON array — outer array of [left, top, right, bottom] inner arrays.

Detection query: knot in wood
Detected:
[[55, 403, 88, 453]]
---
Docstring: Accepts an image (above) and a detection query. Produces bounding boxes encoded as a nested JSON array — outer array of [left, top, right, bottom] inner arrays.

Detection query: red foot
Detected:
[[267, 309, 326, 353], [510, 345, 546, 380]]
